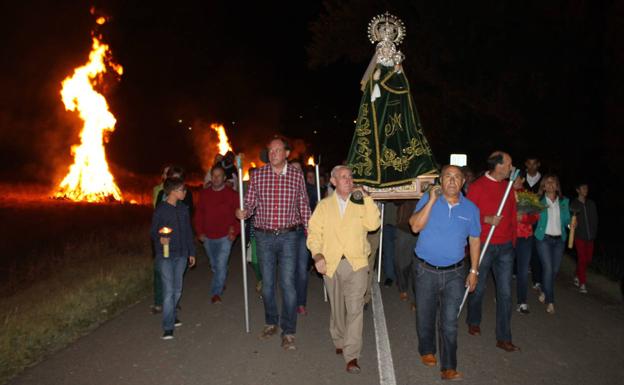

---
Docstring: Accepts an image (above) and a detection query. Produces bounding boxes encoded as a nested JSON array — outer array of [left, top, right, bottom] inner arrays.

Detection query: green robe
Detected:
[[347, 64, 437, 187]]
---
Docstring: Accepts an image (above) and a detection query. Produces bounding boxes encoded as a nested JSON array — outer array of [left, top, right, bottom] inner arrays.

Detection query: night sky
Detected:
[[1, 0, 622, 214]]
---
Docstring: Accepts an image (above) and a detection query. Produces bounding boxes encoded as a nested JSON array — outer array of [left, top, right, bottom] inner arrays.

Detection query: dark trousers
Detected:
[[414, 261, 465, 371]]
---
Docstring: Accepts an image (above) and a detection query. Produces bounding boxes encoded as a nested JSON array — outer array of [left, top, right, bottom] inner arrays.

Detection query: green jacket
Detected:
[[534, 196, 571, 242]]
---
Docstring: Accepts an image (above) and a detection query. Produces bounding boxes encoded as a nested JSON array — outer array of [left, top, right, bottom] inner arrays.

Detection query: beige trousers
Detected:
[[324, 258, 369, 363]]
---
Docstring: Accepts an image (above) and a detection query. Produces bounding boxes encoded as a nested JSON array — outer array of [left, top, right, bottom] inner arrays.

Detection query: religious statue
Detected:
[[347, 12, 437, 188]]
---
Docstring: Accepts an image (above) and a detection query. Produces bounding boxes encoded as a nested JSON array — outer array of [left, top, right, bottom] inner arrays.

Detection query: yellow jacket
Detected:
[[307, 194, 381, 277]]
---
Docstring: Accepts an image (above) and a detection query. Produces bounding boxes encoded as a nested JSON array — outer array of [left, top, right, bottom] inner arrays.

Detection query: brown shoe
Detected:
[[468, 325, 481, 336], [281, 334, 296, 350], [335, 348, 343, 355], [496, 340, 520, 352], [441, 369, 463, 381], [420, 354, 437, 367], [346, 359, 361, 374], [399, 292, 408, 301], [258, 324, 278, 340], [211, 295, 222, 304]]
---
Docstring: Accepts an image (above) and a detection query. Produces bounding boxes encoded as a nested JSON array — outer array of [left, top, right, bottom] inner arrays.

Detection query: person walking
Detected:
[[235, 137, 311, 351], [409, 165, 481, 381], [307, 165, 380, 374], [534, 174, 572, 314]]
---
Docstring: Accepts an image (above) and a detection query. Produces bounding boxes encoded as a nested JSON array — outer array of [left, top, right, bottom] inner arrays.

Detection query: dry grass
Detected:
[[0, 200, 154, 384]]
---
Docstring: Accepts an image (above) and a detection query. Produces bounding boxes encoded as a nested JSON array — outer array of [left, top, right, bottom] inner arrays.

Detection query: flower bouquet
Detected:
[[516, 191, 547, 214]]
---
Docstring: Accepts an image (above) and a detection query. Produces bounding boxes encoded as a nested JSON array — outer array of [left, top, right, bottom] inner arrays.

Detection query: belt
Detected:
[[545, 234, 562, 240], [255, 225, 299, 236], [417, 257, 463, 271]]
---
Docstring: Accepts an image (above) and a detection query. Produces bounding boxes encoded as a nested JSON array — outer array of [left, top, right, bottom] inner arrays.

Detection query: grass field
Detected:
[[0, 196, 154, 384]]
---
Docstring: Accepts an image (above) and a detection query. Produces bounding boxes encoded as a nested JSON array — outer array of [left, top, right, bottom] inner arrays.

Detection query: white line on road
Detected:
[[372, 280, 397, 385]]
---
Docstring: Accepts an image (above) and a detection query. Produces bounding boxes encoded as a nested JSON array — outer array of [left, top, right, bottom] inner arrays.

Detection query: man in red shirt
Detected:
[[236, 137, 311, 351], [466, 151, 520, 352], [195, 165, 240, 304]]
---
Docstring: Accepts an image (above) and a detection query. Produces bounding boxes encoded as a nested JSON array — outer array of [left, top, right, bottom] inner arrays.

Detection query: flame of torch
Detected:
[[307, 156, 315, 166], [211, 123, 233, 155], [159, 227, 173, 258], [55, 32, 123, 203]]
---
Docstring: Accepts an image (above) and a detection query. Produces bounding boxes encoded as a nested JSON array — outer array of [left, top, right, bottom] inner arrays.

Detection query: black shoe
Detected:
[[383, 278, 393, 287], [150, 305, 162, 315], [162, 330, 174, 340], [174, 319, 182, 327]]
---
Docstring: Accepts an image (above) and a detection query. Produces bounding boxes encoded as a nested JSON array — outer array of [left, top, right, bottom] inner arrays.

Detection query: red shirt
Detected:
[[194, 186, 240, 239], [467, 174, 517, 245], [243, 164, 311, 230]]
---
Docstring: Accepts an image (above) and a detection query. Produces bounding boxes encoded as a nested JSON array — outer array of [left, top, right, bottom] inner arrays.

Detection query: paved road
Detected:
[[10, 242, 624, 385]]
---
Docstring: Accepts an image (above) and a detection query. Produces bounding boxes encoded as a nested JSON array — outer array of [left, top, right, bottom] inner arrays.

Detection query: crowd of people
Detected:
[[148, 139, 599, 380]]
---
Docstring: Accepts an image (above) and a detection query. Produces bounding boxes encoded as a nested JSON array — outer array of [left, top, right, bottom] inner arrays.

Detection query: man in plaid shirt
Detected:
[[236, 137, 311, 351]]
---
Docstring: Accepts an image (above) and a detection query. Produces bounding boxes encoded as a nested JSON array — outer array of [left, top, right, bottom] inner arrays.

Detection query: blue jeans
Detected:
[[414, 261, 465, 371], [382, 225, 397, 281], [536, 236, 565, 304], [295, 229, 310, 307], [467, 242, 514, 342], [515, 236, 534, 304], [203, 236, 233, 296], [158, 256, 187, 331], [256, 230, 298, 335]]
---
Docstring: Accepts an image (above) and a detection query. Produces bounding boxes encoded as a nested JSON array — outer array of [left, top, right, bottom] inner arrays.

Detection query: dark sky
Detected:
[[0, 1, 357, 180], [0, 0, 621, 203]]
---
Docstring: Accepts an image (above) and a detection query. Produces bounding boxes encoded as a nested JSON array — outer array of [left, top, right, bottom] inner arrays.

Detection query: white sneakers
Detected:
[[546, 303, 555, 314], [579, 284, 588, 294], [516, 304, 530, 314], [573, 277, 580, 287]]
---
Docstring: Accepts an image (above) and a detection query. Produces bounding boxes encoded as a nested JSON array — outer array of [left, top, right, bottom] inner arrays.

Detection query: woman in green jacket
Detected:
[[534, 174, 573, 314]]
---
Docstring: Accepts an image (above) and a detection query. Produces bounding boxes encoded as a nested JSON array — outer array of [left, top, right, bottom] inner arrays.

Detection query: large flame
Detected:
[[307, 156, 315, 166], [211, 123, 233, 155], [55, 35, 123, 202]]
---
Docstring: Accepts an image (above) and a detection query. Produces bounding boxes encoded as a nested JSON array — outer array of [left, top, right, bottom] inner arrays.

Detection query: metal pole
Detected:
[[237, 156, 250, 332], [457, 169, 520, 318], [377, 203, 385, 283], [315, 159, 328, 302]]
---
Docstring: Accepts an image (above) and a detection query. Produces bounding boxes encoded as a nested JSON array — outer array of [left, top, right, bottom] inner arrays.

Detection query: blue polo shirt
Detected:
[[414, 191, 481, 267]]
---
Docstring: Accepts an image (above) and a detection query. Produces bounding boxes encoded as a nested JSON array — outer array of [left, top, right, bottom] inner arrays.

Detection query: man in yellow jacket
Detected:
[[307, 165, 381, 374]]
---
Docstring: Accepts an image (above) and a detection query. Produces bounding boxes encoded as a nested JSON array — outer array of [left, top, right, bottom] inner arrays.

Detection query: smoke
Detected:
[[189, 119, 222, 175]]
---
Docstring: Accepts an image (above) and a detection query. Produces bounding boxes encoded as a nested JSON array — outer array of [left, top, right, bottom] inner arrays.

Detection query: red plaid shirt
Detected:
[[244, 163, 311, 230]]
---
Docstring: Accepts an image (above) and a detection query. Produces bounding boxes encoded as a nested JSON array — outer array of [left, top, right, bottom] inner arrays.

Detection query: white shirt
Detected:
[[526, 171, 541, 188], [336, 193, 350, 218], [545, 196, 562, 236]]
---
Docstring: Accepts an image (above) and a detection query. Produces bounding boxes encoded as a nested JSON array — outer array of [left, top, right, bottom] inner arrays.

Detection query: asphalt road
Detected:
[[10, 243, 624, 385]]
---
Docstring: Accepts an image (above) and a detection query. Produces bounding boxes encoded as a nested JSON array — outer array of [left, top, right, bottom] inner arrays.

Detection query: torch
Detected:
[[457, 168, 520, 318], [158, 227, 172, 258], [568, 209, 579, 249], [236, 155, 250, 333]]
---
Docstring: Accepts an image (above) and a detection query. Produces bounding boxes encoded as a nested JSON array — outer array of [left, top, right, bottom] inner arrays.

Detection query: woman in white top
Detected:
[[533, 175, 572, 314]]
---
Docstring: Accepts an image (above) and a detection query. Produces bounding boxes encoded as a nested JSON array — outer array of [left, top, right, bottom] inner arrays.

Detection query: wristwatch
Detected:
[[469, 269, 479, 275]]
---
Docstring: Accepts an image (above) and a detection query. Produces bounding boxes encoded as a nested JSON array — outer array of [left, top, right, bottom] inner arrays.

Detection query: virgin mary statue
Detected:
[[347, 13, 437, 187]]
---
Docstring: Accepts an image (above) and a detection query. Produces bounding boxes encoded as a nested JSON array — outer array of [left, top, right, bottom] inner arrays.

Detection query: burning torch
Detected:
[[158, 227, 172, 258]]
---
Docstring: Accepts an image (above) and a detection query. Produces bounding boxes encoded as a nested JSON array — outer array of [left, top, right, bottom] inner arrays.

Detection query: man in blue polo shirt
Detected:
[[409, 165, 481, 381]]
